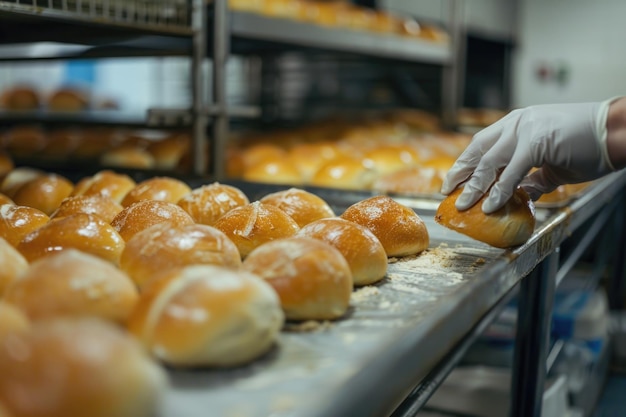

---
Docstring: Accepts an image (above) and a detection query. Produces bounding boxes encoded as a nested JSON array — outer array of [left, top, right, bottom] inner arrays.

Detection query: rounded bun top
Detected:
[[177, 182, 249, 226], [111, 200, 195, 242], [259, 187, 335, 227]]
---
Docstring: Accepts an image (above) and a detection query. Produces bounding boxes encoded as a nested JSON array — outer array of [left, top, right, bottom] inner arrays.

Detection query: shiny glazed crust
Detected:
[[177, 182, 249, 226], [259, 187, 335, 227], [111, 200, 194, 242], [121, 177, 192, 207]]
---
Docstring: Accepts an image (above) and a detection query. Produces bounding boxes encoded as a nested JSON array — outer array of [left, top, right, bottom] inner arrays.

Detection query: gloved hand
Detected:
[[441, 99, 617, 213]]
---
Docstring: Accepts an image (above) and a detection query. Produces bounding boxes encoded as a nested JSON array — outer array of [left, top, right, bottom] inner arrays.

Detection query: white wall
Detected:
[[513, 0, 626, 107]]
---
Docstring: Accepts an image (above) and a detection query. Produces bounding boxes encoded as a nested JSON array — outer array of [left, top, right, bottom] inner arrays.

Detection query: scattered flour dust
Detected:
[[283, 320, 334, 333], [350, 285, 380, 303]]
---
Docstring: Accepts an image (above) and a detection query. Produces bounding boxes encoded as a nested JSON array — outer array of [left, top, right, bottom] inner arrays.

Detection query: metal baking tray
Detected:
[[162, 171, 626, 417]]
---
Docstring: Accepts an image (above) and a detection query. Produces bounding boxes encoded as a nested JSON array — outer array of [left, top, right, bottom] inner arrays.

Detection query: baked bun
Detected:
[[47, 87, 90, 111], [341, 195, 429, 257], [0, 194, 12, 206], [121, 177, 191, 207], [11, 173, 74, 215], [4, 250, 138, 323], [242, 237, 352, 320], [128, 265, 284, 367], [0, 317, 167, 417], [111, 200, 195, 242], [259, 187, 335, 227], [363, 145, 419, 176], [0, 204, 49, 247], [435, 186, 536, 248], [298, 217, 387, 286], [372, 166, 443, 195], [51, 194, 123, 223], [242, 158, 303, 185], [0, 301, 30, 341], [71, 170, 136, 204], [310, 156, 378, 190], [17, 213, 125, 264], [287, 141, 342, 181], [100, 145, 156, 169], [72, 129, 122, 159], [177, 182, 249, 225], [2, 125, 47, 156], [0, 237, 28, 297], [0, 86, 40, 110], [0, 153, 14, 181], [42, 129, 81, 159], [214, 201, 300, 258], [0, 167, 44, 198], [148, 134, 190, 169], [121, 222, 242, 289], [241, 143, 287, 169]]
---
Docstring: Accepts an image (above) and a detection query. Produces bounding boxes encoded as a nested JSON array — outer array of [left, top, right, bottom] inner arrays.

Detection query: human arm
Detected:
[[441, 97, 626, 213]]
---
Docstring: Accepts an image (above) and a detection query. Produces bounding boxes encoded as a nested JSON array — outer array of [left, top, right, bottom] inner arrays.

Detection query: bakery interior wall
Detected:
[[513, 0, 626, 106]]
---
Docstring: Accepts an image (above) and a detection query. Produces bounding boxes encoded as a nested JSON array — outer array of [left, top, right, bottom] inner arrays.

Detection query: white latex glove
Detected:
[[441, 99, 616, 213]]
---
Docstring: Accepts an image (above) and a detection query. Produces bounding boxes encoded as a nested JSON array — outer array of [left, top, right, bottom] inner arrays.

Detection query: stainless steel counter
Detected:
[[164, 171, 626, 417]]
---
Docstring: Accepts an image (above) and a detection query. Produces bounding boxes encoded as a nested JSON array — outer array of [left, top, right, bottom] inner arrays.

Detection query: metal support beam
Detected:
[[211, 0, 230, 180], [191, 0, 208, 176], [441, 0, 464, 129], [510, 251, 558, 417]]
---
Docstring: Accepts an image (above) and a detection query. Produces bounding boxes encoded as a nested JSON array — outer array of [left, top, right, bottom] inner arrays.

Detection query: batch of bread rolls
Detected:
[[227, 0, 449, 43], [0, 84, 118, 112], [0, 154, 434, 416]]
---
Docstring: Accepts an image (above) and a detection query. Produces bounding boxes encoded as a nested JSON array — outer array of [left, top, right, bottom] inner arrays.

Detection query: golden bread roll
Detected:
[[50, 194, 123, 223], [341, 195, 429, 257], [242, 158, 303, 185], [177, 182, 249, 225], [4, 250, 138, 323], [0, 194, 12, 206], [121, 177, 191, 207], [72, 128, 123, 159], [128, 265, 284, 367], [225, 145, 246, 179], [47, 87, 90, 111], [0, 86, 40, 110], [0, 237, 28, 297], [147, 134, 190, 169], [310, 155, 378, 190], [111, 200, 195, 242], [0, 204, 49, 247], [259, 187, 335, 227], [0, 301, 30, 341], [297, 217, 387, 286], [435, 186, 536, 248], [71, 170, 136, 204], [0, 318, 167, 417], [121, 222, 242, 289], [11, 173, 74, 215], [17, 213, 125, 264], [241, 143, 287, 169], [100, 145, 156, 169], [0, 153, 14, 181], [287, 141, 343, 181], [363, 145, 419, 176], [214, 201, 300, 258], [242, 237, 353, 320], [2, 125, 47, 156], [536, 185, 569, 205], [372, 166, 443, 195], [41, 129, 81, 159], [0, 167, 44, 199]]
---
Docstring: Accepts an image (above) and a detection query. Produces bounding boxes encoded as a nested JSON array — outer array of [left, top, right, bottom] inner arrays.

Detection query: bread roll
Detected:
[[2, 125, 47, 156], [71, 170, 136, 204], [435, 186, 536, 248], [121, 222, 242, 289], [363, 145, 419, 176], [243, 158, 303, 185], [0, 153, 14, 181], [17, 213, 125, 264], [11, 173, 74, 215], [310, 155, 378, 190], [214, 201, 300, 258], [0, 167, 44, 199], [0, 237, 28, 297], [111, 200, 195, 242], [177, 182, 249, 225], [242, 237, 352, 320], [0, 194, 12, 206], [286, 141, 342, 181], [148, 134, 190, 169], [128, 265, 284, 367], [297, 217, 387, 286], [47, 87, 89, 111], [341, 195, 429, 257], [5, 250, 137, 324], [50, 194, 123, 223], [100, 145, 156, 169], [121, 177, 191, 207], [43, 129, 81, 158], [0, 301, 30, 342], [259, 187, 335, 227], [0, 86, 40, 110], [0, 204, 49, 247], [372, 166, 443, 195], [0, 318, 167, 417], [72, 128, 123, 159], [241, 143, 287, 169]]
